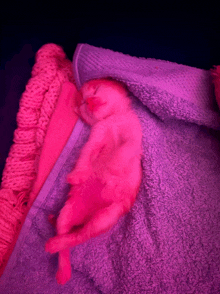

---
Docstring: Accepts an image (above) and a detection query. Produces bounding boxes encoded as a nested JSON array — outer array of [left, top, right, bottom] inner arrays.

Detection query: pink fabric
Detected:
[[29, 82, 78, 207]]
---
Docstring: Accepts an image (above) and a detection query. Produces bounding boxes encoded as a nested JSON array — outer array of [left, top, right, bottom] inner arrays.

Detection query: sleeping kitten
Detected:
[[45, 77, 142, 284]]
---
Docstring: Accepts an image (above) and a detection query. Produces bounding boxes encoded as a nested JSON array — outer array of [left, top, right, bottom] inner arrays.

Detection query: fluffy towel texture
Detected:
[[1, 43, 220, 293]]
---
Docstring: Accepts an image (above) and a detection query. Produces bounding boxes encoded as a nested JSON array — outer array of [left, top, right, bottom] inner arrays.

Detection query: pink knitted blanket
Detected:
[[0, 43, 78, 275]]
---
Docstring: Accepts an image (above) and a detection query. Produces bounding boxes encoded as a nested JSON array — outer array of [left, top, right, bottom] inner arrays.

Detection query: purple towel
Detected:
[[1, 43, 220, 293]]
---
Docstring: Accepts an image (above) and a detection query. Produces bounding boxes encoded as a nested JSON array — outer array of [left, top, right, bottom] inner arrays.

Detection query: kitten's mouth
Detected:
[[86, 97, 106, 112]]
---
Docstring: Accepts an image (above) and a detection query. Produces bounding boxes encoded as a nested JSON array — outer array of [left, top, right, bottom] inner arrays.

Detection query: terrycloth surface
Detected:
[[1, 43, 220, 293]]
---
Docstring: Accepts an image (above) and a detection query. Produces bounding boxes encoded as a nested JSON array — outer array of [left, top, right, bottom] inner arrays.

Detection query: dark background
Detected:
[[0, 3, 220, 180]]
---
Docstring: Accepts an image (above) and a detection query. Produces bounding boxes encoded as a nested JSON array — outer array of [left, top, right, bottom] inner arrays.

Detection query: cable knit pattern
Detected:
[[0, 43, 74, 266]]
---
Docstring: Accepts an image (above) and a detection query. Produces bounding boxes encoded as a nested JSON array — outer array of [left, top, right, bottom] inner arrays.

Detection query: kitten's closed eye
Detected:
[[83, 83, 100, 96], [94, 86, 100, 94]]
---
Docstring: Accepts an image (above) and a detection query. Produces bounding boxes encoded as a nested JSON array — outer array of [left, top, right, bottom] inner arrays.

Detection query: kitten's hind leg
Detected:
[[45, 202, 127, 253], [49, 196, 89, 285], [56, 249, 71, 285], [47, 214, 71, 284]]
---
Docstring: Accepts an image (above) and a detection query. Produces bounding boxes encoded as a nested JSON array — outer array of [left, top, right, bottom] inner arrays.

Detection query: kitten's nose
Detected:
[[86, 96, 103, 111]]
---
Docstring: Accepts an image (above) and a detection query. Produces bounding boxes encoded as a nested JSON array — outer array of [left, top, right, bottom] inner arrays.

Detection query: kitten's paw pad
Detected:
[[56, 268, 71, 285], [45, 237, 61, 254], [67, 170, 91, 185]]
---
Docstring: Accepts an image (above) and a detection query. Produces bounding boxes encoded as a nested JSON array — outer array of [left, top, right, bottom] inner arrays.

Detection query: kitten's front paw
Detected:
[[56, 268, 71, 285], [67, 169, 91, 185]]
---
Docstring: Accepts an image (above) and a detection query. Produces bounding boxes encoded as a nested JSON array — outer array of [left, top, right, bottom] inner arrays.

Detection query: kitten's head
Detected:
[[75, 78, 131, 125]]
